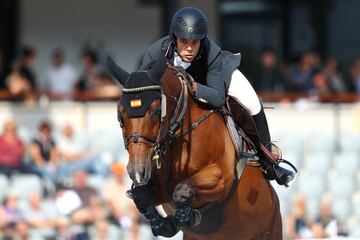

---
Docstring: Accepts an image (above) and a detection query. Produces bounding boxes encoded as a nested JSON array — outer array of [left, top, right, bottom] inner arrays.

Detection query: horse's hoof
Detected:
[[172, 182, 195, 208], [151, 216, 179, 237]]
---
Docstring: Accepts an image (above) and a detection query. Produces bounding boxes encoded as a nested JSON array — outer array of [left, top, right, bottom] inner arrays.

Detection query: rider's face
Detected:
[[176, 38, 201, 62]]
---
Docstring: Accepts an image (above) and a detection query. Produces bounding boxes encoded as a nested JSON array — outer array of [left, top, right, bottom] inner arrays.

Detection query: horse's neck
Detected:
[[184, 95, 210, 128]]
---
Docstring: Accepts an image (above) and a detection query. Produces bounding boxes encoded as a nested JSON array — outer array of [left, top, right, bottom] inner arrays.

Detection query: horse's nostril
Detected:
[[134, 165, 146, 182], [139, 167, 145, 178], [129, 161, 150, 186]]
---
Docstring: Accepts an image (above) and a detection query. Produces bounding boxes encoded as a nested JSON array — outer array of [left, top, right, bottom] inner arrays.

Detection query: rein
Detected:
[[153, 69, 214, 167]]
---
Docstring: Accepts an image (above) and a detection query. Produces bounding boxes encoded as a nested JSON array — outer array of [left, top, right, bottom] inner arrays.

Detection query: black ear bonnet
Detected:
[[120, 71, 161, 117], [107, 55, 167, 118]]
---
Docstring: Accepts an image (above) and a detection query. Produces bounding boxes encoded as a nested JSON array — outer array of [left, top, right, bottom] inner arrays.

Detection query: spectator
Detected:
[[22, 192, 60, 239], [19, 46, 37, 91], [1, 191, 23, 233], [287, 51, 321, 92], [0, 50, 5, 89], [312, 71, 330, 94], [55, 218, 77, 240], [0, 120, 26, 177], [54, 188, 82, 216], [86, 72, 121, 100], [103, 163, 139, 228], [3, 221, 32, 240], [54, 170, 97, 217], [77, 49, 102, 90], [124, 222, 145, 240], [89, 220, 121, 240], [71, 195, 109, 225], [45, 48, 78, 99], [315, 198, 348, 237], [285, 194, 311, 239], [5, 71, 36, 105], [30, 121, 58, 183], [92, 72, 113, 88], [350, 56, 360, 93], [309, 222, 327, 238], [324, 57, 346, 93], [69, 170, 109, 225], [57, 124, 108, 179], [71, 170, 97, 208], [252, 49, 284, 92]]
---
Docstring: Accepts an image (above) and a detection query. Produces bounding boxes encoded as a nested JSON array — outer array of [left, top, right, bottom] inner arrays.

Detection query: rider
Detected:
[[139, 7, 294, 186]]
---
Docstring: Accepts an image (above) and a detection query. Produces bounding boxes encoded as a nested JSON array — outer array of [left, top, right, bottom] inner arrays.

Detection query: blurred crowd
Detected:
[[1, 46, 360, 105], [250, 49, 360, 96], [0, 119, 152, 240], [285, 194, 348, 239], [0, 47, 120, 105]]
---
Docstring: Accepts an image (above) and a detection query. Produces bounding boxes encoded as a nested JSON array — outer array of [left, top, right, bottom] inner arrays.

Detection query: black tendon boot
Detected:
[[172, 182, 201, 227], [253, 106, 295, 187], [130, 186, 179, 237]]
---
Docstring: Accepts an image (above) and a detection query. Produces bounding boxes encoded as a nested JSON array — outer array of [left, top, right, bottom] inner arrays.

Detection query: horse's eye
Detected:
[[152, 108, 161, 118]]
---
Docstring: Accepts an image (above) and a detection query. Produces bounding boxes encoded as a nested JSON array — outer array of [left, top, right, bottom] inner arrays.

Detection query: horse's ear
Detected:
[[107, 56, 129, 85], [149, 54, 167, 82]]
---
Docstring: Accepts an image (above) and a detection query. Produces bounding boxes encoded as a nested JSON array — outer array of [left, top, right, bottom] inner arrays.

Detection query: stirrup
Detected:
[[276, 159, 299, 187], [278, 159, 298, 173]]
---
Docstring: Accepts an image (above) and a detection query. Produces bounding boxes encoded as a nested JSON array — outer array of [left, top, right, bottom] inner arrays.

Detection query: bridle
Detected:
[[118, 68, 215, 169], [118, 86, 161, 150]]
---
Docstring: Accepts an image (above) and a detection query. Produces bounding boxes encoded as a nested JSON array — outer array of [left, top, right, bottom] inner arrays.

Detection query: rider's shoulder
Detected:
[[146, 36, 171, 54], [205, 37, 222, 62], [140, 36, 171, 69]]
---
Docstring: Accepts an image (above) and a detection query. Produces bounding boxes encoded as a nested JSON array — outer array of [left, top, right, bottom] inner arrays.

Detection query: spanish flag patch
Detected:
[[130, 99, 142, 108]]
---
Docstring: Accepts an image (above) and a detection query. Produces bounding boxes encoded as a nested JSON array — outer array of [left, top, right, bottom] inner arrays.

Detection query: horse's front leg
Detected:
[[172, 163, 227, 227], [130, 185, 179, 237]]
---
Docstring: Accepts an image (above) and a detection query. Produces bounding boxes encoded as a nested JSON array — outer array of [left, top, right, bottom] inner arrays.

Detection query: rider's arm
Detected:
[[140, 50, 155, 70], [193, 58, 225, 109]]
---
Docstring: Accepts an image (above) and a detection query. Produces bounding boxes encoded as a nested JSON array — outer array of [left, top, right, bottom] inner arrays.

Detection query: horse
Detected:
[[107, 56, 282, 240]]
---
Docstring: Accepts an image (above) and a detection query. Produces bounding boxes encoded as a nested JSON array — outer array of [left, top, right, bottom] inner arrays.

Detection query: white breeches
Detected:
[[227, 69, 261, 116]]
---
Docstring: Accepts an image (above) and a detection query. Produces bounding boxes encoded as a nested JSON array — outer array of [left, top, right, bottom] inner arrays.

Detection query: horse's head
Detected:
[[107, 56, 167, 186]]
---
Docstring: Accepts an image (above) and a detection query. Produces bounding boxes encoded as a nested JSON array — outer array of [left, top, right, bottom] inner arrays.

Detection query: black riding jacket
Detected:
[[139, 36, 241, 109]]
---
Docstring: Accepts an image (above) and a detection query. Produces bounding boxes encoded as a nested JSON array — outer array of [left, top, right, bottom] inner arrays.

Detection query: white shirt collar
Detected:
[[174, 53, 191, 70]]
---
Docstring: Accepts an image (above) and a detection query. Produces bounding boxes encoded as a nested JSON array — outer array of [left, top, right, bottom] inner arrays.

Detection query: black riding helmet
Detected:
[[170, 7, 208, 41]]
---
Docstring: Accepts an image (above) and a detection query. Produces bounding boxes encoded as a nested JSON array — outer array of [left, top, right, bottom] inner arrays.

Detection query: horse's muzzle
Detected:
[[128, 159, 152, 186]]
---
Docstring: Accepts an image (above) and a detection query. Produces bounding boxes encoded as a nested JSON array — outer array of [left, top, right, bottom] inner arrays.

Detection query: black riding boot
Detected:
[[253, 106, 295, 187]]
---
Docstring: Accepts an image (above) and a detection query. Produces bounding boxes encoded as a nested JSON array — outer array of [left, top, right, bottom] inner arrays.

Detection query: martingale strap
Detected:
[[175, 110, 215, 138]]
